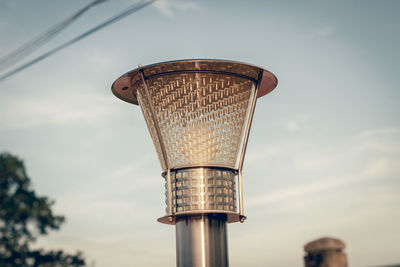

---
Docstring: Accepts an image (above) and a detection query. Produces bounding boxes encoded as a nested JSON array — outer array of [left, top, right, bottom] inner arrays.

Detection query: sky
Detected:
[[0, 0, 399, 266]]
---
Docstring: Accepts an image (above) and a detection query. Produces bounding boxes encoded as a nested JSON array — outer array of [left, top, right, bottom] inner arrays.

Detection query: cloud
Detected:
[[153, 0, 201, 18], [247, 160, 396, 207], [92, 155, 162, 195], [282, 114, 311, 132], [246, 126, 400, 206], [318, 25, 334, 37], [0, 92, 117, 130]]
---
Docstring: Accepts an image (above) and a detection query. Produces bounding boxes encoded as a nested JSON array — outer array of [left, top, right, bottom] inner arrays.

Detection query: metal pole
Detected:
[[139, 66, 174, 219], [237, 69, 262, 221], [238, 69, 262, 172], [138, 65, 170, 170], [175, 214, 228, 267]]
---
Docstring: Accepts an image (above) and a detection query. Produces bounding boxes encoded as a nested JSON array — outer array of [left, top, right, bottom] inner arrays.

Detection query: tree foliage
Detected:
[[0, 152, 85, 267]]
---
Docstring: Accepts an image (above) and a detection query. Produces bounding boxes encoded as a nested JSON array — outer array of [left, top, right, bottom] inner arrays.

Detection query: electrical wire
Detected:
[[0, 0, 157, 82], [0, 0, 108, 72]]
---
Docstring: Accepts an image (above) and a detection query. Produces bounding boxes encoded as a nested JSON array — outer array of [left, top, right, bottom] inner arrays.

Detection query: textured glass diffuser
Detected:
[[112, 59, 277, 172], [138, 73, 254, 170]]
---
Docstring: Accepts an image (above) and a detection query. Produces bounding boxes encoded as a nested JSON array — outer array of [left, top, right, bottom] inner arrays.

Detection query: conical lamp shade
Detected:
[[112, 59, 277, 171]]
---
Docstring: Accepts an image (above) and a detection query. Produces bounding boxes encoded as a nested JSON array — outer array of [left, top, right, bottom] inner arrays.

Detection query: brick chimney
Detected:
[[304, 237, 348, 267]]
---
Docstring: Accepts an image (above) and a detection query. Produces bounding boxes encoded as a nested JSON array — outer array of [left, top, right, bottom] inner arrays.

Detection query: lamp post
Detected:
[[112, 59, 277, 267]]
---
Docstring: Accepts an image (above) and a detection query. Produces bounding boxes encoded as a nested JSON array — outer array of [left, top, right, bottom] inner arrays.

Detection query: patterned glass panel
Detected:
[[137, 72, 255, 170]]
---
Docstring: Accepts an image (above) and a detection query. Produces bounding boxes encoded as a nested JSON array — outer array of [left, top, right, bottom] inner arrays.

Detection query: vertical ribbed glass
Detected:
[[137, 72, 255, 170]]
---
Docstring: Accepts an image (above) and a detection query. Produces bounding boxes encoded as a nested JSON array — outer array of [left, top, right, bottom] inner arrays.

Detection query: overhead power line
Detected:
[[0, 0, 157, 82], [0, 0, 108, 72]]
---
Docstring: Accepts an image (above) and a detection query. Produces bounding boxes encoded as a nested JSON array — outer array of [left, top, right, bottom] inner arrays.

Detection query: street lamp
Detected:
[[112, 59, 277, 267]]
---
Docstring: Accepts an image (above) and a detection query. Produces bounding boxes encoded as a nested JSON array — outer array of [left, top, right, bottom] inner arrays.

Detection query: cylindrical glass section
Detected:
[[137, 73, 256, 170], [165, 167, 236, 214], [176, 214, 228, 267]]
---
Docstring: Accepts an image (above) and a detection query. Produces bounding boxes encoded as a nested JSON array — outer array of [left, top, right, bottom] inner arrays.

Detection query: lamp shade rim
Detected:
[[111, 59, 277, 105]]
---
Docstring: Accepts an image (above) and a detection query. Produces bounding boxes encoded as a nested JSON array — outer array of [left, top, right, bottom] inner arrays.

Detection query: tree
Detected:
[[0, 152, 86, 267]]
